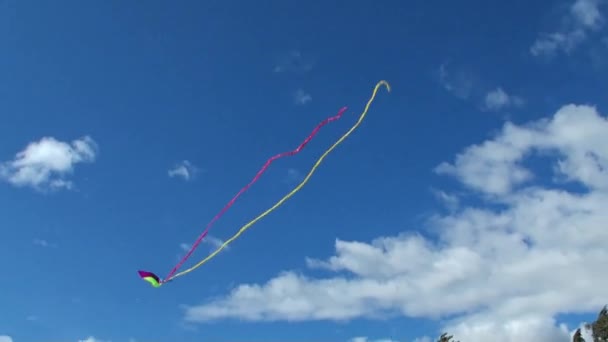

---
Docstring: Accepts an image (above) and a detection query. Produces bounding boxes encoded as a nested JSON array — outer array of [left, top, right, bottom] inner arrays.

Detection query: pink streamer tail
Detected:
[[163, 106, 349, 282]]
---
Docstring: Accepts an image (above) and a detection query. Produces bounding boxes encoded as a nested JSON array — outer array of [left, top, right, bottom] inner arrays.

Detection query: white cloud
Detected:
[[0, 136, 96, 191], [482, 87, 524, 111], [294, 89, 312, 105], [436, 104, 608, 195], [33, 239, 50, 247], [77, 338, 106, 342], [284, 168, 303, 183], [168, 160, 197, 181], [349, 337, 400, 342], [182, 103, 608, 342], [431, 188, 460, 211], [445, 314, 572, 342], [437, 65, 523, 113], [531, 0, 604, 56], [349, 338, 368, 342], [273, 50, 314, 73], [531, 30, 586, 56], [205, 236, 226, 250], [437, 62, 474, 99], [180, 236, 228, 254], [33, 239, 57, 248], [572, 0, 604, 28], [0, 336, 114, 342]]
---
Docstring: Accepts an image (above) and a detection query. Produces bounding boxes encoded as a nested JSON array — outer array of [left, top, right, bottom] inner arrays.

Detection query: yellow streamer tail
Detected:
[[168, 80, 391, 281]]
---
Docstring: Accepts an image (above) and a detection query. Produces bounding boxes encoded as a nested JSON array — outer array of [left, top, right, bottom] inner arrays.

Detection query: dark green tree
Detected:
[[590, 305, 608, 342], [573, 328, 586, 342], [437, 332, 460, 342]]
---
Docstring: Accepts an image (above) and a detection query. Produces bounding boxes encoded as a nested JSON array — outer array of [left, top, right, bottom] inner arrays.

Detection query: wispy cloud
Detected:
[[273, 50, 314, 73], [179, 243, 191, 252], [0, 136, 97, 191], [0, 336, 13, 342], [180, 236, 227, 254], [293, 89, 312, 105], [437, 62, 474, 100], [204, 236, 226, 250], [437, 64, 524, 112], [437, 63, 475, 100], [77, 337, 106, 342], [284, 168, 303, 184], [482, 87, 525, 111], [531, 0, 604, 57], [168, 160, 197, 181], [430, 188, 460, 211], [33, 239, 57, 248]]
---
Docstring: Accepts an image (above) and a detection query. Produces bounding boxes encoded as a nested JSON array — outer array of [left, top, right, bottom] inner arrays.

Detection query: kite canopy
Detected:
[[138, 270, 161, 288]]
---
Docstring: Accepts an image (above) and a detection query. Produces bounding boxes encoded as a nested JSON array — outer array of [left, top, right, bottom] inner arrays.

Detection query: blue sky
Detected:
[[1, 0, 608, 341]]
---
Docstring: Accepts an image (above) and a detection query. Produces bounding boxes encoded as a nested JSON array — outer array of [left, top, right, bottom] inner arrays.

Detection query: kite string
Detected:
[[162, 106, 349, 282], [168, 80, 391, 281]]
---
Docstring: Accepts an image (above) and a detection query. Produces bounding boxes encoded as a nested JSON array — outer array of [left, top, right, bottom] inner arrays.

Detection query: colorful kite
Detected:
[[137, 270, 161, 288], [138, 80, 390, 287]]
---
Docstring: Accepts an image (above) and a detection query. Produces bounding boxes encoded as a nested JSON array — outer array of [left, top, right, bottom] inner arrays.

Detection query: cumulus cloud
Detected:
[[531, 0, 604, 56], [182, 103, 608, 342], [436, 104, 608, 194], [294, 89, 312, 105], [0, 336, 13, 342], [0, 136, 96, 191], [445, 314, 572, 342], [482, 87, 524, 111], [168, 160, 197, 181]]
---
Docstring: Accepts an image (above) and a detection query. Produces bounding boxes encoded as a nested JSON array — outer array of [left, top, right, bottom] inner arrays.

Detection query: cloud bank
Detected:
[[182, 103, 608, 342]]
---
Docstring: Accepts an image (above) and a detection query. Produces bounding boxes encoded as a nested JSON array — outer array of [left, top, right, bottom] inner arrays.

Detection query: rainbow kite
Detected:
[[138, 80, 391, 287]]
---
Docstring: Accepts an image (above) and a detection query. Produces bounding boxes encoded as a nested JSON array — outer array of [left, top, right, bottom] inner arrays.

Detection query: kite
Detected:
[[138, 80, 391, 287], [137, 270, 161, 288]]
